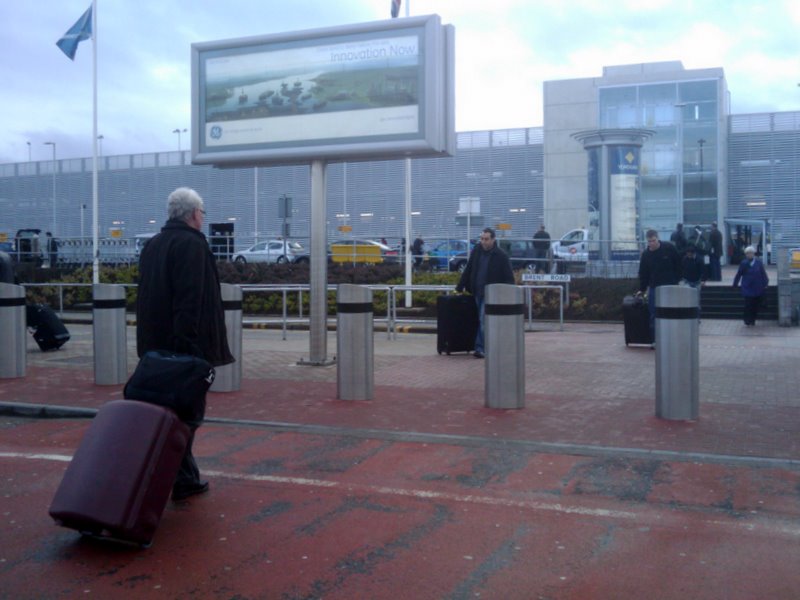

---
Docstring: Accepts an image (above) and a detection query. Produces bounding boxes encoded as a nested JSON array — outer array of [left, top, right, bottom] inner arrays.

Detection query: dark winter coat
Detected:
[[733, 258, 769, 297], [638, 241, 681, 292], [136, 219, 234, 367], [680, 253, 705, 284], [456, 242, 515, 297]]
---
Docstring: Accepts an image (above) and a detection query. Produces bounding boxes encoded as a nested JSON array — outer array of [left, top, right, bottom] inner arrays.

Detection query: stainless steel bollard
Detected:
[[655, 285, 699, 420], [336, 284, 373, 401], [0, 283, 26, 379], [484, 283, 525, 409], [210, 283, 242, 392], [92, 284, 128, 385]]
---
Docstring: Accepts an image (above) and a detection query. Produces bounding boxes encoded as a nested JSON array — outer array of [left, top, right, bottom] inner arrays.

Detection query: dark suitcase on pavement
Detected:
[[623, 295, 653, 346], [26, 303, 70, 351], [49, 400, 190, 547], [437, 294, 479, 354]]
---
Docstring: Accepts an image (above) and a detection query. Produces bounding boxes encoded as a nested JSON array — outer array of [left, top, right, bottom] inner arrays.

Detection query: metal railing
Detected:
[[20, 282, 566, 338]]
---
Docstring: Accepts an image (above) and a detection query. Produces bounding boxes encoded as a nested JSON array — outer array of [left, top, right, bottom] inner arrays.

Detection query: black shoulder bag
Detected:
[[124, 350, 215, 423]]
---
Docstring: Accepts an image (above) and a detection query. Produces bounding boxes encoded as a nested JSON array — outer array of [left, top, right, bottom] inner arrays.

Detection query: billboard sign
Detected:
[[191, 15, 454, 165]]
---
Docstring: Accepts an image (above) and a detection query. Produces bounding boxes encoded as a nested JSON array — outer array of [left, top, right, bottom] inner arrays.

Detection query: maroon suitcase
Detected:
[[49, 399, 190, 547]]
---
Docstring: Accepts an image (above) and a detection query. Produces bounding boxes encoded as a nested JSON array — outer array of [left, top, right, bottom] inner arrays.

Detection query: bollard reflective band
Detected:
[[484, 303, 525, 316], [337, 302, 373, 314], [222, 300, 243, 311], [0, 297, 25, 307], [92, 299, 127, 309], [655, 306, 699, 319]]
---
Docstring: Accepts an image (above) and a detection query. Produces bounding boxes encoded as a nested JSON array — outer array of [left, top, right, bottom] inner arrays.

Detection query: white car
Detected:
[[233, 240, 308, 264]]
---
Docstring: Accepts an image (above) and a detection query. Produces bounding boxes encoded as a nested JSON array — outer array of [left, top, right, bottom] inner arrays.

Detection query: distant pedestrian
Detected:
[[637, 229, 681, 339], [670, 223, 687, 254], [532, 224, 551, 273], [46, 231, 58, 268], [732, 245, 769, 326], [456, 227, 515, 358], [708, 221, 723, 281], [411, 237, 425, 269], [680, 244, 705, 288]]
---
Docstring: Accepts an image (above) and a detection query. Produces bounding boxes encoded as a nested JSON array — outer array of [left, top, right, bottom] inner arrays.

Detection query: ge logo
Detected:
[[210, 125, 222, 139]]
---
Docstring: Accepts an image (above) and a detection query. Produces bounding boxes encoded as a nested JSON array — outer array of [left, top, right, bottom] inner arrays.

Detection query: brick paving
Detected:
[[5, 318, 800, 461]]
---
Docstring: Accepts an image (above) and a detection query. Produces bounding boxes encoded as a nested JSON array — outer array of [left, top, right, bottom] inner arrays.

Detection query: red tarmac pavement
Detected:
[[1, 322, 800, 598]]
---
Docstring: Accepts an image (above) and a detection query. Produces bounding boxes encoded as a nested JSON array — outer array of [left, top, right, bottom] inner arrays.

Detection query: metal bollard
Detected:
[[0, 283, 26, 379], [92, 284, 128, 385], [336, 284, 373, 401], [484, 283, 525, 409], [210, 284, 243, 392], [655, 285, 699, 420]]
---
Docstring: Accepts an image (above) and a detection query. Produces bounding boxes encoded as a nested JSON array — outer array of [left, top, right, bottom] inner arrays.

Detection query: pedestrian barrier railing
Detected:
[[20, 282, 565, 339]]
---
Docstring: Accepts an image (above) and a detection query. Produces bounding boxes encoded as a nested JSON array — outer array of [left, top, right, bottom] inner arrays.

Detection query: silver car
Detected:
[[233, 240, 308, 264]]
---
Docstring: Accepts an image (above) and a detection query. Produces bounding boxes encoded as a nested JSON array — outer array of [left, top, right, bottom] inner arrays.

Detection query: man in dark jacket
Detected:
[[637, 229, 681, 339], [137, 187, 234, 501], [456, 227, 515, 358], [532, 224, 551, 273], [670, 223, 687, 254]]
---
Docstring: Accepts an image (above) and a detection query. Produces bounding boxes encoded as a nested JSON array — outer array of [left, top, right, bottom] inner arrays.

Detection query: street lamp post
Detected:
[[97, 135, 104, 156], [26, 141, 31, 162], [172, 128, 187, 152], [43, 142, 57, 235]]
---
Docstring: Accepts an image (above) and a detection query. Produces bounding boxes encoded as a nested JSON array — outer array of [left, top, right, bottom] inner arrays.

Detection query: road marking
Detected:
[[4, 451, 797, 537], [203, 469, 640, 520], [0, 452, 72, 462]]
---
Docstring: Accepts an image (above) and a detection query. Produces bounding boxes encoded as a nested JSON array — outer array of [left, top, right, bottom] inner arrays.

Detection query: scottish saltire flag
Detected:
[[56, 5, 93, 60], [391, 0, 401, 18]]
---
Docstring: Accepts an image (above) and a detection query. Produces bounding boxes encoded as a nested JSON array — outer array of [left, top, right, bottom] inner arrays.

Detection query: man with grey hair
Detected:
[[137, 187, 234, 501]]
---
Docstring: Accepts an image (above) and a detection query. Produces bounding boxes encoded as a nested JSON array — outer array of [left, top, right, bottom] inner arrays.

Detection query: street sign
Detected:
[[497, 223, 512, 231], [521, 273, 571, 283], [338, 225, 352, 233]]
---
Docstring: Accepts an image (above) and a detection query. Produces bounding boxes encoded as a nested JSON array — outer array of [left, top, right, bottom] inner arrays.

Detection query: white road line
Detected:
[[4, 452, 800, 537], [0, 451, 72, 462]]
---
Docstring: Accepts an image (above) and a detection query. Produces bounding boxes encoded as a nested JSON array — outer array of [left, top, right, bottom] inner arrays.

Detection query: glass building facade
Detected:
[[599, 79, 721, 234]]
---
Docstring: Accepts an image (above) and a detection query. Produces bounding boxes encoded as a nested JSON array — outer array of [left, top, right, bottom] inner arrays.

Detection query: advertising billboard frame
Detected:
[[191, 15, 454, 166]]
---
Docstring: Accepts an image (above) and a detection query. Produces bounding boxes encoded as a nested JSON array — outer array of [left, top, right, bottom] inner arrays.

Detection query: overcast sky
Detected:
[[1, 0, 798, 164]]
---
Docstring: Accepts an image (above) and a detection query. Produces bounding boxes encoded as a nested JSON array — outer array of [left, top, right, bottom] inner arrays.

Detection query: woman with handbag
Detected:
[[732, 245, 769, 326]]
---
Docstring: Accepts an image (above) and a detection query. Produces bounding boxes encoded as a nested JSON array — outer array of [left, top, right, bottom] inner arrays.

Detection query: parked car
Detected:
[[133, 233, 157, 259], [426, 239, 473, 270], [329, 239, 398, 264], [448, 237, 541, 272], [233, 239, 308, 264]]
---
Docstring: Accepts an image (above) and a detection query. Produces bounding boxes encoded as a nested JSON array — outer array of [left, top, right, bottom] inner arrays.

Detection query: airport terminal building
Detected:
[[1, 61, 798, 260]]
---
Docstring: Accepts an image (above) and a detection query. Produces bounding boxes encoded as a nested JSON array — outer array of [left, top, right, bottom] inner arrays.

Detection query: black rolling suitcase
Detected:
[[622, 295, 653, 346], [437, 294, 479, 354], [26, 303, 70, 351], [49, 400, 190, 547]]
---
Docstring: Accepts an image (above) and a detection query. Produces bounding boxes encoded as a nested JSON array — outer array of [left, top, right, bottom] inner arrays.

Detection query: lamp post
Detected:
[[674, 103, 687, 223], [26, 141, 31, 162], [172, 128, 187, 152], [43, 142, 57, 235], [97, 134, 104, 156], [697, 138, 705, 197]]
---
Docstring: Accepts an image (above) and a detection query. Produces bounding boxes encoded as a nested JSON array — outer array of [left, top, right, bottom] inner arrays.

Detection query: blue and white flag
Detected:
[[56, 5, 93, 60]]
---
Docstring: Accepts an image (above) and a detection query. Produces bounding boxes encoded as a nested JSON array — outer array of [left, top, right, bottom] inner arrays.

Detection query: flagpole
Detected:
[[91, 0, 99, 284]]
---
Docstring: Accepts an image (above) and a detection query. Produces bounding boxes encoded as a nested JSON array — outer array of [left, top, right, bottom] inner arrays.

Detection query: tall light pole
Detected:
[[43, 142, 57, 235], [172, 128, 187, 152], [26, 141, 31, 162], [97, 134, 104, 156]]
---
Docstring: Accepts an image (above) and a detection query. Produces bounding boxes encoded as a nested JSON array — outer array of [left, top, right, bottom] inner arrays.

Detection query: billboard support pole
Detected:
[[404, 157, 412, 307], [299, 159, 333, 366]]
